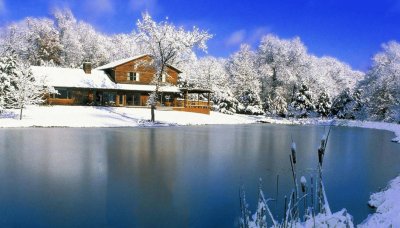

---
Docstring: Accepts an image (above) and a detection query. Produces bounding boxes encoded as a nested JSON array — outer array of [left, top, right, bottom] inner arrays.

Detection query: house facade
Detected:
[[32, 55, 212, 114]]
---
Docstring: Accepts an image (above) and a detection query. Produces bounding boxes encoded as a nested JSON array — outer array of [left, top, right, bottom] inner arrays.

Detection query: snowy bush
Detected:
[[330, 89, 364, 120], [212, 90, 240, 115], [265, 96, 287, 117], [288, 84, 316, 118], [316, 92, 332, 117]]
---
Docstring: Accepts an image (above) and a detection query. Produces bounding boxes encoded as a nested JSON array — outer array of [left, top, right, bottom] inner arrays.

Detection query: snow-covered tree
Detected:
[[307, 56, 364, 98], [257, 34, 309, 102], [75, 22, 112, 67], [289, 84, 316, 118], [53, 9, 84, 68], [136, 12, 212, 122], [264, 88, 288, 117], [5, 54, 47, 119], [330, 89, 363, 119], [316, 92, 332, 117], [228, 44, 264, 115], [0, 18, 62, 66], [0, 53, 17, 113], [108, 33, 145, 62], [360, 41, 400, 122]]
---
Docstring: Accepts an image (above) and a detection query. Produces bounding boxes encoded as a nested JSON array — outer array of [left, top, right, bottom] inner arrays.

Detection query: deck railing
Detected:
[[172, 99, 212, 108]]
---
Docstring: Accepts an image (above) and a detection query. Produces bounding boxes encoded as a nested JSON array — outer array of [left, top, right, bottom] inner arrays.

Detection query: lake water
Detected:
[[0, 124, 399, 227]]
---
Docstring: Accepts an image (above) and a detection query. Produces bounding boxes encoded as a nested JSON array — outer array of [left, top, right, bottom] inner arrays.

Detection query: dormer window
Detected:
[[127, 72, 140, 81]]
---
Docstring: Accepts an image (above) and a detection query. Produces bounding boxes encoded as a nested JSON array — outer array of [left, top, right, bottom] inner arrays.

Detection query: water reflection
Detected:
[[0, 125, 399, 227]]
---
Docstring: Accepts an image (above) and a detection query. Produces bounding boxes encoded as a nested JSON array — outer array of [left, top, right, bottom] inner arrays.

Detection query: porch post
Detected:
[[207, 92, 210, 107], [184, 90, 188, 107]]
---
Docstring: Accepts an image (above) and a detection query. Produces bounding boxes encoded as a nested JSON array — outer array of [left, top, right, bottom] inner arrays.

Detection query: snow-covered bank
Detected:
[[0, 106, 398, 144], [0, 106, 256, 128], [360, 176, 400, 227], [257, 117, 400, 143]]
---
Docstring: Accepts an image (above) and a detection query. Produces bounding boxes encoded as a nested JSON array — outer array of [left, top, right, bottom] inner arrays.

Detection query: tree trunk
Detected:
[[20, 108, 23, 120], [151, 104, 155, 122]]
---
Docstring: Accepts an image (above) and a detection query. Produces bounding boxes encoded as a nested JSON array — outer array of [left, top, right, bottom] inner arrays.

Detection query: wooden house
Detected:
[[32, 55, 212, 114]]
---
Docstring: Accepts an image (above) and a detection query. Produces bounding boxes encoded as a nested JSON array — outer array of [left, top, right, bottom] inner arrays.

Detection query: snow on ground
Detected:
[[256, 117, 400, 143], [0, 106, 398, 144], [0, 105, 256, 128], [359, 175, 400, 227]]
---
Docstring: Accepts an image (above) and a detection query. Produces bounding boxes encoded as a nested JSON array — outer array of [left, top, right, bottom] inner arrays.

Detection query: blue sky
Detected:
[[1, 0, 400, 71]]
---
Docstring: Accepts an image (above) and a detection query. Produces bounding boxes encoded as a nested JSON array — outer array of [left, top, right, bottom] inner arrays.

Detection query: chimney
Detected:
[[83, 62, 92, 74]]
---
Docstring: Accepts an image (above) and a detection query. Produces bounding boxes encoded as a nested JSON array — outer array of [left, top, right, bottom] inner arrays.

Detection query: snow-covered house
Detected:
[[32, 55, 212, 114]]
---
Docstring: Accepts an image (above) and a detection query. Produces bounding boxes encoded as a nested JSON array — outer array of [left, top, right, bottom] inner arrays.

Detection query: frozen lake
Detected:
[[0, 124, 399, 227]]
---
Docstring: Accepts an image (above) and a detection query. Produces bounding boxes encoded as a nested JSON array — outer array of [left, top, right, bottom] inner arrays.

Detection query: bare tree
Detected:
[[136, 12, 212, 122]]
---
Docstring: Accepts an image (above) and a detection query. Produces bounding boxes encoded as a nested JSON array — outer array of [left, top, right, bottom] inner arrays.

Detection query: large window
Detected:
[[103, 92, 116, 106], [55, 88, 69, 99], [127, 72, 140, 81]]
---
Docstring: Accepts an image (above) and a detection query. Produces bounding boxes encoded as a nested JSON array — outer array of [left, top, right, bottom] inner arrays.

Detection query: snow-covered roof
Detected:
[[31, 66, 181, 93], [96, 54, 148, 70], [96, 54, 183, 73]]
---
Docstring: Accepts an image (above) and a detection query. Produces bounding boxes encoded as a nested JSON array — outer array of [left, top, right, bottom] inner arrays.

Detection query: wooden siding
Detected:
[[113, 56, 179, 85], [173, 107, 210, 115], [48, 98, 75, 105]]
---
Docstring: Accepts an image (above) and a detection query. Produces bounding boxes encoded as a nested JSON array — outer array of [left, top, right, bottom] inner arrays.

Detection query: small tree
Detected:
[[289, 84, 315, 118], [330, 89, 363, 119], [265, 89, 288, 117], [6, 55, 47, 120], [316, 92, 332, 117], [0, 54, 16, 113], [136, 12, 212, 122]]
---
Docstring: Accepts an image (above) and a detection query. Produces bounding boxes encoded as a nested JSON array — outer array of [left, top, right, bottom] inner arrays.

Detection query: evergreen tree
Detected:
[[316, 92, 332, 117], [0, 53, 17, 113], [5, 54, 47, 119], [330, 89, 364, 119], [289, 84, 315, 118], [265, 89, 288, 117]]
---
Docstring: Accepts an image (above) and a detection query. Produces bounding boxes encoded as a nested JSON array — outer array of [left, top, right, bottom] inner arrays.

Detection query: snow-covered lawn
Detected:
[[0, 106, 398, 144], [0, 105, 257, 128]]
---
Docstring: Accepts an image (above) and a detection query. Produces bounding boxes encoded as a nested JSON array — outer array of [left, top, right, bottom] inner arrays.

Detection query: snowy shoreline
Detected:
[[0, 106, 399, 143], [257, 117, 400, 144]]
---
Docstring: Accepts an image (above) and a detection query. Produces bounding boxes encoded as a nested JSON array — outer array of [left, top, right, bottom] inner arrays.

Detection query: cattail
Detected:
[[291, 142, 297, 164], [318, 147, 324, 165], [320, 134, 326, 148], [300, 176, 307, 193]]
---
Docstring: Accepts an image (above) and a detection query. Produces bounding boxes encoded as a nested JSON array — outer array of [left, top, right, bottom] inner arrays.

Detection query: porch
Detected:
[[47, 87, 213, 114], [171, 88, 213, 115]]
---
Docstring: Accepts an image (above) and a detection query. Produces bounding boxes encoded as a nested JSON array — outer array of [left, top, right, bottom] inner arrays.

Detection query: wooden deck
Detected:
[[172, 99, 211, 114]]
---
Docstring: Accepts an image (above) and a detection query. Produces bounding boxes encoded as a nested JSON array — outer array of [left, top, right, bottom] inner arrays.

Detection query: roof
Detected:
[[96, 54, 148, 70], [31, 66, 181, 93], [96, 54, 183, 73]]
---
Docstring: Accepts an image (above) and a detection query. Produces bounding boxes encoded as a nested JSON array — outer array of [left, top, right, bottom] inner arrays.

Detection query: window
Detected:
[[55, 89, 69, 99], [127, 72, 140, 81]]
